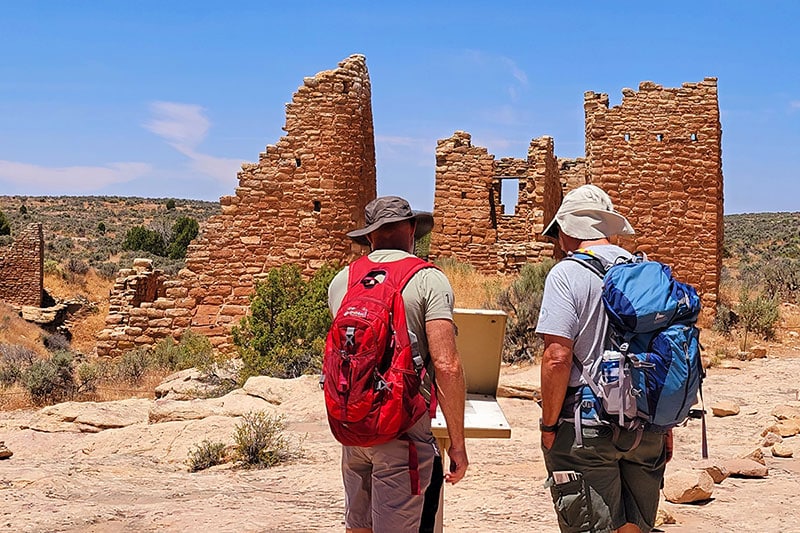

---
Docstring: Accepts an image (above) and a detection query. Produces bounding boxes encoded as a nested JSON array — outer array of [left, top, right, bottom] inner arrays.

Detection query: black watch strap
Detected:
[[539, 418, 559, 433]]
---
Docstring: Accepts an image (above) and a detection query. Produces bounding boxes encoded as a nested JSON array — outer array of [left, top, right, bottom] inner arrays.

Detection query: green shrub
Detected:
[[75, 361, 104, 394], [97, 221, 106, 235], [234, 411, 296, 468], [0, 344, 36, 387], [67, 258, 90, 275], [23, 351, 74, 404], [741, 257, 800, 303], [19, 204, 27, 215], [115, 347, 152, 384], [233, 264, 337, 380], [123, 226, 166, 256], [166, 199, 176, 210], [96, 262, 120, 280], [0, 210, 9, 236], [152, 330, 219, 372], [42, 333, 70, 352], [736, 287, 780, 352], [186, 439, 227, 472], [167, 216, 199, 259], [496, 259, 555, 364], [43, 259, 62, 276]]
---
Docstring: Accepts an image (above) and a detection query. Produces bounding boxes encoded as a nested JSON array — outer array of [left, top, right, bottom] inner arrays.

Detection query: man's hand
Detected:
[[665, 428, 674, 463], [541, 430, 556, 451], [445, 446, 468, 484]]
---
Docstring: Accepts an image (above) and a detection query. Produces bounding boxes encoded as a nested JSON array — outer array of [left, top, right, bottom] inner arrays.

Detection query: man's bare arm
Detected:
[[426, 318, 468, 484], [540, 334, 573, 449]]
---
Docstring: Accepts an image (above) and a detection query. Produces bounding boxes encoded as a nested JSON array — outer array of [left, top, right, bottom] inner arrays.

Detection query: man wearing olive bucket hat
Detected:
[[326, 196, 468, 533], [536, 185, 672, 533]]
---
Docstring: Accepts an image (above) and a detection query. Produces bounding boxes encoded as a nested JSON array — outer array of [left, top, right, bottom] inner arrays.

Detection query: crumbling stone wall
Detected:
[[430, 132, 560, 273], [557, 157, 588, 194], [0, 223, 43, 307], [96, 259, 176, 357], [585, 78, 722, 314], [141, 54, 371, 356]]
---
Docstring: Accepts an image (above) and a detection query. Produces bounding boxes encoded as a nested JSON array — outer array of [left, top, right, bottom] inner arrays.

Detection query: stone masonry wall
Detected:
[[179, 55, 375, 351], [430, 133, 560, 273], [557, 157, 588, 194], [96, 259, 170, 357], [0, 223, 43, 307], [585, 78, 723, 315], [95, 55, 376, 357]]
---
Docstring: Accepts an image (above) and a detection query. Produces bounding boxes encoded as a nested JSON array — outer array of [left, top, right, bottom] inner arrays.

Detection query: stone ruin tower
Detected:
[[0, 223, 44, 307], [96, 55, 375, 356], [585, 78, 723, 314], [430, 78, 722, 316], [430, 133, 563, 273]]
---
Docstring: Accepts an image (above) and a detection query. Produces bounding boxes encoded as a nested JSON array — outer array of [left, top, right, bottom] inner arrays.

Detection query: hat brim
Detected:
[[542, 209, 634, 240], [347, 211, 434, 246]]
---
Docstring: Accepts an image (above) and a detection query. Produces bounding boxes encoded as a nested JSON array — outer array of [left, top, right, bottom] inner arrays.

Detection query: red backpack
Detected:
[[323, 255, 434, 449]]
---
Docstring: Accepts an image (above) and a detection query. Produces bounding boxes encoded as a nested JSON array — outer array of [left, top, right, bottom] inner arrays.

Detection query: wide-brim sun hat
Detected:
[[542, 184, 635, 240], [347, 195, 434, 246]]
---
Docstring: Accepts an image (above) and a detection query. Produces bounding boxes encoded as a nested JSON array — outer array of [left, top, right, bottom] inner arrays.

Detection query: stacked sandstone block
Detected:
[[0, 223, 43, 307], [169, 54, 376, 352], [430, 132, 560, 273], [585, 78, 722, 315], [96, 259, 187, 358]]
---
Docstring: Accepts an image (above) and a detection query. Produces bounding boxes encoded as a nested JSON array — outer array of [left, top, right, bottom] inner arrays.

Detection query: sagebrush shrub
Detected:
[[151, 330, 220, 373], [496, 259, 555, 363], [0, 344, 36, 387], [736, 287, 780, 351], [23, 351, 74, 404], [42, 332, 71, 352], [186, 439, 227, 472], [115, 347, 152, 384], [233, 411, 296, 468]]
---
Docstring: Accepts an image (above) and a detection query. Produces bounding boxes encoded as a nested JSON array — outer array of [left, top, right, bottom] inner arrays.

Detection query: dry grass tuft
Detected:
[[438, 262, 510, 309]]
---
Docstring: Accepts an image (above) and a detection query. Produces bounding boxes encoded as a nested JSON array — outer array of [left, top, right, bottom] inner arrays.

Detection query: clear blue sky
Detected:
[[0, 1, 797, 214]]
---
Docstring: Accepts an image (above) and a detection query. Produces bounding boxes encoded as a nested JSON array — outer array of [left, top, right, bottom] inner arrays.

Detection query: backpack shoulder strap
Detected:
[[564, 248, 607, 279]]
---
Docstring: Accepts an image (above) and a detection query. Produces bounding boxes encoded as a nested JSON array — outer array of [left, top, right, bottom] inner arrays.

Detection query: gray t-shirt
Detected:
[[535, 245, 632, 388]]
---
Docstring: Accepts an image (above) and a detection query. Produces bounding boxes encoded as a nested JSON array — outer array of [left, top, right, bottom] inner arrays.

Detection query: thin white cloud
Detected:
[[464, 50, 529, 101], [144, 101, 210, 147], [0, 160, 150, 194], [144, 101, 242, 185], [375, 135, 435, 167], [790, 100, 800, 110]]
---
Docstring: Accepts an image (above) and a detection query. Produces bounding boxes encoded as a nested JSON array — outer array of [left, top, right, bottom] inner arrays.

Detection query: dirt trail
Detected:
[[2, 353, 800, 532]]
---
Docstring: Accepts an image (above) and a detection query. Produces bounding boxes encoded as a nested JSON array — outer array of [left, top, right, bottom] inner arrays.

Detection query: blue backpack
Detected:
[[568, 250, 706, 455]]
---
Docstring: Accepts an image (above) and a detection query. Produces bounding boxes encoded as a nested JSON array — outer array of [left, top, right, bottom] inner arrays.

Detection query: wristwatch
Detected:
[[539, 418, 559, 433]]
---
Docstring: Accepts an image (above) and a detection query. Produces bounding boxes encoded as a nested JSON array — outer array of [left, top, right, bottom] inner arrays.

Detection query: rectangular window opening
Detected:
[[295, 158, 302, 167], [624, 133, 631, 142], [500, 178, 520, 216], [690, 133, 698, 142], [313, 201, 321, 213], [461, 191, 467, 199], [656, 134, 664, 142]]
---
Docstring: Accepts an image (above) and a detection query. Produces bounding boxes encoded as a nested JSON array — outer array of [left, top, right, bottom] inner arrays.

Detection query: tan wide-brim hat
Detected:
[[347, 196, 434, 246], [542, 184, 635, 240]]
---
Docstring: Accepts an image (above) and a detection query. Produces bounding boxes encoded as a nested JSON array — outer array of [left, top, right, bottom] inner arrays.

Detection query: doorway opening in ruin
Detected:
[[498, 177, 520, 216]]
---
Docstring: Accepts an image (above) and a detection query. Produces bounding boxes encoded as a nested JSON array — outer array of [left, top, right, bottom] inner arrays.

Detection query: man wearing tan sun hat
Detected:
[[536, 185, 672, 533]]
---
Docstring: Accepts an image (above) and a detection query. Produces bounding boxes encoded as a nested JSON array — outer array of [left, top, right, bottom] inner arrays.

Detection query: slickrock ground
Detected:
[[2, 354, 800, 532]]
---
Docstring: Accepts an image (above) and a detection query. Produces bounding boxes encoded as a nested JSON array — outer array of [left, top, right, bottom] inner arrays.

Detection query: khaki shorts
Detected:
[[342, 416, 440, 533], [542, 423, 667, 533]]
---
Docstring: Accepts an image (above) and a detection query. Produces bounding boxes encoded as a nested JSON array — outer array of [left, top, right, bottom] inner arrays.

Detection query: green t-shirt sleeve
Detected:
[[418, 267, 455, 321]]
